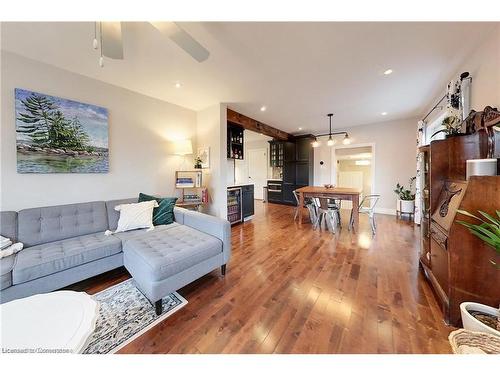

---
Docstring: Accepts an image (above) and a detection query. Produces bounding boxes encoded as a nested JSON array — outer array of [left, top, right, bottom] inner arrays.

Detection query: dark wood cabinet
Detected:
[[269, 141, 284, 167], [295, 137, 311, 161], [242, 185, 254, 218], [418, 111, 500, 324], [268, 135, 314, 206], [282, 183, 296, 204], [227, 122, 244, 160], [295, 161, 310, 185]]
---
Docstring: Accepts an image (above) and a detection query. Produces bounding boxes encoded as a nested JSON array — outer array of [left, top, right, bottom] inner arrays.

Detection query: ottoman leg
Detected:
[[221, 264, 226, 276], [155, 300, 163, 315]]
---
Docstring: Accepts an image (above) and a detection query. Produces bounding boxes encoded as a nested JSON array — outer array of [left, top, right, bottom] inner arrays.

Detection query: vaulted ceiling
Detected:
[[1, 22, 496, 133]]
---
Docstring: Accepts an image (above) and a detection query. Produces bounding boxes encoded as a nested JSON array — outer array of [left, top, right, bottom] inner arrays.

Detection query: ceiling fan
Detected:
[[93, 22, 210, 67]]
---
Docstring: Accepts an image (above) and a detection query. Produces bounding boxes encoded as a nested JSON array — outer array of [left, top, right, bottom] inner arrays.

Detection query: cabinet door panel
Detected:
[[295, 138, 311, 161], [295, 162, 310, 185], [282, 183, 296, 205], [283, 161, 296, 183], [242, 188, 254, 217]]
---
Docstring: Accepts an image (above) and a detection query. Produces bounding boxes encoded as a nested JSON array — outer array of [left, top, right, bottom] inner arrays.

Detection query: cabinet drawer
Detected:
[[430, 237, 449, 295], [430, 223, 447, 250]]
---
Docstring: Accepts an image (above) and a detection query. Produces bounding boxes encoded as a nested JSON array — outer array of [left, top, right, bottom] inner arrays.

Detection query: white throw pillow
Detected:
[[114, 200, 159, 233]]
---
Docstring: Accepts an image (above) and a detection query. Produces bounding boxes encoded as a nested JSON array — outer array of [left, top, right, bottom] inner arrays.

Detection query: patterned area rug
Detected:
[[82, 279, 187, 354]]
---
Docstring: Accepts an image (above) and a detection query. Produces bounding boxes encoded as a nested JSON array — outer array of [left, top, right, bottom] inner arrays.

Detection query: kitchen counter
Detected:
[[267, 178, 282, 182], [227, 182, 255, 189]]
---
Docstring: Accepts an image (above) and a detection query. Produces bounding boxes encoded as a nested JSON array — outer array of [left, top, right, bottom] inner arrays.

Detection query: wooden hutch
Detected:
[[418, 106, 500, 325]]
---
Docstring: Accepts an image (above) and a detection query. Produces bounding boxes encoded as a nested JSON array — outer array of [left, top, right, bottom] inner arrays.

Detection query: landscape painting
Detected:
[[15, 88, 109, 173]]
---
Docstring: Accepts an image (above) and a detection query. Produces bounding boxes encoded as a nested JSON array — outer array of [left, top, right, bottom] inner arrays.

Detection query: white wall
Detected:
[[1, 51, 197, 211], [196, 104, 227, 219], [425, 24, 500, 126], [314, 118, 418, 214]]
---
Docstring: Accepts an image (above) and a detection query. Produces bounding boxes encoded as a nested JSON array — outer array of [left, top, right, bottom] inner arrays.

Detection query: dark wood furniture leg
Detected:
[[221, 264, 226, 276], [155, 300, 162, 315]]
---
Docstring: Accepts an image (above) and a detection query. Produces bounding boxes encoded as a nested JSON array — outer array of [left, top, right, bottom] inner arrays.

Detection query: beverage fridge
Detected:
[[227, 187, 242, 225]]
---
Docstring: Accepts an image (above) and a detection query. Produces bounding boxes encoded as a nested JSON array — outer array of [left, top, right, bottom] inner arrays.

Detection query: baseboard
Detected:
[[374, 207, 396, 215]]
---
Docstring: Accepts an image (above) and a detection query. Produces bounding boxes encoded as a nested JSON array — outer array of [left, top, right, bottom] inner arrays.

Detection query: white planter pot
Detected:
[[398, 199, 415, 214], [460, 302, 500, 337]]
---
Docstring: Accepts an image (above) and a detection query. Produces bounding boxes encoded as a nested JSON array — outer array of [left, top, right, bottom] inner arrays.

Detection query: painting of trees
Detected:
[[16, 92, 93, 151], [15, 88, 109, 173]]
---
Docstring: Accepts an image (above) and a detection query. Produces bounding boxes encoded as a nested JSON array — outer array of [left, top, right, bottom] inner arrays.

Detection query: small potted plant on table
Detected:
[[456, 209, 500, 337], [394, 177, 416, 219]]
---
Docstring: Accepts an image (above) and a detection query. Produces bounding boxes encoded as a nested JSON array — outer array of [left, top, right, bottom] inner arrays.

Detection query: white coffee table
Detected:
[[1, 291, 99, 353]]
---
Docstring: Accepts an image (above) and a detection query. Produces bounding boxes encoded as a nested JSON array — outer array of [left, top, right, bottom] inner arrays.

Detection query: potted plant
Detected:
[[394, 177, 416, 215], [431, 115, 462, 138], [456, 209, 500, 336]]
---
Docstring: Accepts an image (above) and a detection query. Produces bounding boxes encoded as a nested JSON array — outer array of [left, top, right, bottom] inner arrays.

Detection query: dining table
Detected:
[[295, 186, 362, 232]]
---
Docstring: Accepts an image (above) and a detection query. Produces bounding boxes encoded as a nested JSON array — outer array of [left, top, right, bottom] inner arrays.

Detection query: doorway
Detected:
[[332, 144, 375, 209], [248, 148, 268, 200]]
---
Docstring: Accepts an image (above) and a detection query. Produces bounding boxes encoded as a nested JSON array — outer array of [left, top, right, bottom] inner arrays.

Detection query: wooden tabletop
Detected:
[[295, 186, 362, 195]]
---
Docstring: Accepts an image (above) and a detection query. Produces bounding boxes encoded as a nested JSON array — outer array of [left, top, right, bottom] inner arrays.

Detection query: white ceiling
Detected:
[[1, 22, 496, 134]]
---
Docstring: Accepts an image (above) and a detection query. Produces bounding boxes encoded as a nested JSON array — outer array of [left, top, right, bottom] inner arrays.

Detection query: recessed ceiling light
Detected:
[[260, 106, 267, 112], [174, 82, 182, 88], [381, 112, 388, 116], [298, 127, 303, 131], [383, 69, 393, 75]]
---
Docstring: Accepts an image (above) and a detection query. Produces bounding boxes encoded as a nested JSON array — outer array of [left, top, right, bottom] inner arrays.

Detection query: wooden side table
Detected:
[[175, 201, 204, 211]]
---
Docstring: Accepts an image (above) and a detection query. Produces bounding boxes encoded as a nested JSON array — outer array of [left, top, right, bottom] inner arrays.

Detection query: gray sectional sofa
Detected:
[[0, 198, 231, 313]]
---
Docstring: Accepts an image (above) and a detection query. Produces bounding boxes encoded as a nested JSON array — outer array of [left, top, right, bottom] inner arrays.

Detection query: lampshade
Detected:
[[174, 139, 193, 155]]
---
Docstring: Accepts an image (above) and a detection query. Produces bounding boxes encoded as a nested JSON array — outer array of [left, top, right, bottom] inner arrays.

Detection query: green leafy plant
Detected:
[[456, 209, 500, 266], [394, 177, 416, 200], [431, 115, 462, 138]]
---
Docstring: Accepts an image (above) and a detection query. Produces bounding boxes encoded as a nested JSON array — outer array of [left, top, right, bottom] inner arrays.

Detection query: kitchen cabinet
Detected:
[[267, 135, 314, 206], [227, 122, 244, 160], [242, 185, 254, 218]]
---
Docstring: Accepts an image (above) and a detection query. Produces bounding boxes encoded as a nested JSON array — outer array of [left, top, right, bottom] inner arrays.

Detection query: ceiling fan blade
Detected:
[[101, 22, 124, 60], [150, 22, 209, 62]]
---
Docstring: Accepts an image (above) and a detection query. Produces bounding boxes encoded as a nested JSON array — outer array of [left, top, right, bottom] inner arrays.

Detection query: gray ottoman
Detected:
[[122, 223, 225, 314]]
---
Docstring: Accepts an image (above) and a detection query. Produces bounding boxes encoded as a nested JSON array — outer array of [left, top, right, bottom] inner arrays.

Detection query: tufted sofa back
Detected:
[[0, 211, 18, 242], [18, 201, 108, 247], [105, 198, 138, 231]]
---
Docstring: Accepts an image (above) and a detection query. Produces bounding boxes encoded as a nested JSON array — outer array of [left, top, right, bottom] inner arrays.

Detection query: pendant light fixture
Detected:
[[326, 113, 335, 146], [312, 112, 351, 147]]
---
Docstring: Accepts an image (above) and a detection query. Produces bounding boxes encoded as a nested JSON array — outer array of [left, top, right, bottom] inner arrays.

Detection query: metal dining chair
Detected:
[[312, 198, 340, 233], [292, 190, 317, 223], [349, 194, 380, 235]]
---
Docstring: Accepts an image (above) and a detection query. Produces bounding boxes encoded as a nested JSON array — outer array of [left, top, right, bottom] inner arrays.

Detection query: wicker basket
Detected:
[[449, 329, 500, 354]]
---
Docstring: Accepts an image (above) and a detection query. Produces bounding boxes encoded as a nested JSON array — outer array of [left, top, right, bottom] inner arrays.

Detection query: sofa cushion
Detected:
[[123, 224, 222, 281], [18, 201, 108, 247], [113, 224, 175, 242], [138, 193, 178, 226], [13, 232, 122, 284], [105, 198, 138, 231], [0, 211, 18, 242], [1, 254, 15, 290]]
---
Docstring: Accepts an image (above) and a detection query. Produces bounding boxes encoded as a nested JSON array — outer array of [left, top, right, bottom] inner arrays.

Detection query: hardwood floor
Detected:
[[69, 201, 453, 353]]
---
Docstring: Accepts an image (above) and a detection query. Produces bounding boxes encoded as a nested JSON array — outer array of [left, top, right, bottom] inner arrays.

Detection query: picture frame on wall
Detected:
[[197, 147, 210, 169], [15, 88, 109, 173]]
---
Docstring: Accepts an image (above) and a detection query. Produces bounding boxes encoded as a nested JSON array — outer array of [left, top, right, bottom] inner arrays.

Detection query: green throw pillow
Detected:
[[138, 193, 178, 226]]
